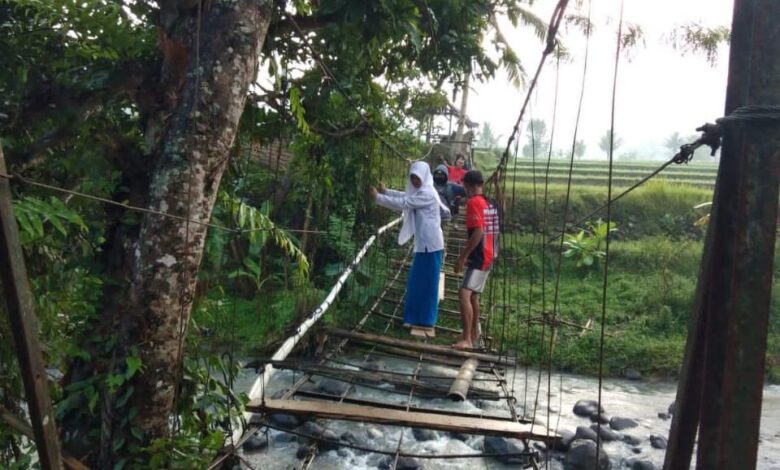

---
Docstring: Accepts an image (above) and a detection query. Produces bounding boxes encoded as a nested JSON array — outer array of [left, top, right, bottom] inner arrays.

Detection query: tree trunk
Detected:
[[65, 0, 273, 464]]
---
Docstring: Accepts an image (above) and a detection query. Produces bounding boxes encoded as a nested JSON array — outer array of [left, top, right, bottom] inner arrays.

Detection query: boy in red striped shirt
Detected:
[[453, 170, 499, 350]]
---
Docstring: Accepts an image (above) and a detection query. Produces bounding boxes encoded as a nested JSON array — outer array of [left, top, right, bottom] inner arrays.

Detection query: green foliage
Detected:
[[563, 219, 617, 269]]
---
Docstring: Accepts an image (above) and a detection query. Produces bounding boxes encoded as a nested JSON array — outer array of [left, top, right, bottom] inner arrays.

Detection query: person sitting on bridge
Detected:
[[453, 170, 499, 350], [370, 161, 450, 328]]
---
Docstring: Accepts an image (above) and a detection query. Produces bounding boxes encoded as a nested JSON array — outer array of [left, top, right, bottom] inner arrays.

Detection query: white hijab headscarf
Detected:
[[398, 161, 450, 245]]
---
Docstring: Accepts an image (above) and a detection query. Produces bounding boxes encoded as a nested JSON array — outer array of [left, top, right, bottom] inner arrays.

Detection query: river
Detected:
[[236, 355, 780, 469]]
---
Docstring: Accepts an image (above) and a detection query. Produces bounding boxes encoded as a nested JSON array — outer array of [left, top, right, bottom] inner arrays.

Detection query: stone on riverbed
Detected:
[[628, 459, 657, 470], [270, 413, 300, 428], [319, 429, 340, 451], [377, 456, 421, 469], [573, 399, 605, 417], [299, 421, 324, 438], [412, 428, 439, 441], [242, 434, 268, 453], [483, 436, 528, 464], [622, 434, 642, 446], [650, 434, 668, 449], [609, 417, 638, 430], [367, 427, 383, 439], [589, 412, 610, 424], [564, 439, 610, 470], [317, 378, 350, 395], [590, 424, 621, 441], [550, 429, 576, 452], [574, 425, 598, 442]]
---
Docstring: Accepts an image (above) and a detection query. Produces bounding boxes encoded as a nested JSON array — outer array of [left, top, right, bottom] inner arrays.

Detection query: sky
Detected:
[[465, 0, 734, 160]]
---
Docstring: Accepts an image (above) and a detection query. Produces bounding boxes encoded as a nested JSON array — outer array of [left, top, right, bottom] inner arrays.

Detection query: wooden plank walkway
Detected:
[[248, 399, 558, 442]]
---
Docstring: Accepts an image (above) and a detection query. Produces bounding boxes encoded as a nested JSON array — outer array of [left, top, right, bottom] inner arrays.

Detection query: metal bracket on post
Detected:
[[0, 142, 64, 470]]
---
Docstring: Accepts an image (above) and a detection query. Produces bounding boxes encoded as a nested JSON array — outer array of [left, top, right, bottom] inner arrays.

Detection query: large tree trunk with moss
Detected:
[[63, 0, 272, 464]]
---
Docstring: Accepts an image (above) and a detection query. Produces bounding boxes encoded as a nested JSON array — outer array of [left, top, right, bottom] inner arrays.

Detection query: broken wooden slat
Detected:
[[448, 358, 479, 402], [326, 328, 514, 364], [248, 399, 556, 441]]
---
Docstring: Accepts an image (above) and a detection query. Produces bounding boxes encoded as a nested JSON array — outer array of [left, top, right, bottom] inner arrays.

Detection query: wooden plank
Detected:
[[0, 144, 63, 469], [265, 361, 501, 400], [348, 344, 499, 373], [325, 328, 513, 364], [248, 399, 556, 441], [293, 390, 527, 422]]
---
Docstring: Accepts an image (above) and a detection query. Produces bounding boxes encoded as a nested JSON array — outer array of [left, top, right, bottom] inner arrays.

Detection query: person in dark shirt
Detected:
[[453, 170, 499, 350], [432, 164, 466, 217]]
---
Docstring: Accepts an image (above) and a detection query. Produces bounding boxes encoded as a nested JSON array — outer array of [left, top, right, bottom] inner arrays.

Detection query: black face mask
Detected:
[[433, 173, 447, 185]]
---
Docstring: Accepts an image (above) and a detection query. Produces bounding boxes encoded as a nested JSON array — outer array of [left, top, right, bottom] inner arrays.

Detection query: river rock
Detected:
[[564, 439, 610, 470], [242, 434, 268, 453], [367, 427, 383, 439], [609, 417, 638, 430], [650, 435, 668, 449], [300, 421, 325, 438], [629, 459, 657, 470], [658, 412, 670, 420], [377, 456, 421, 469], [270, 413, 300, 428], [624, 368, 642, 381], [622, 434, 642, 446], [412, 427, 439, 441], [319, 429, 340, 451], [341, 431, 360, 447], [451, 432, 471, 442], [249, 413, 264, 425], [296, 443, 314, 459], [273, 432, 297, 444], [589, 412, 610, 424], [317, 378, 350, 396], [590, 424, 620, 441], [551, 429, 576, 452], [668, 401, 677, 416], [573, 400, 605, 417], [337, 448, 350, 458], [574, 425, 598, 442], [483, 436, 528, 464]]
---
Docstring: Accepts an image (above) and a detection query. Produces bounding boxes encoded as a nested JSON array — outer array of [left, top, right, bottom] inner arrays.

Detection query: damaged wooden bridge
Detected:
[[216, 216, 559, 469]]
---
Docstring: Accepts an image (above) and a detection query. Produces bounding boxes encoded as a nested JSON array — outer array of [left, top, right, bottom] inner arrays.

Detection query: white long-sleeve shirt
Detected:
[[376, 188, 444, 253]]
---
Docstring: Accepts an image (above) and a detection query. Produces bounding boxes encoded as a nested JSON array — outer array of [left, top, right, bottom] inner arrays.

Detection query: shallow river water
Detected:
[[236, 355, 780, 469]]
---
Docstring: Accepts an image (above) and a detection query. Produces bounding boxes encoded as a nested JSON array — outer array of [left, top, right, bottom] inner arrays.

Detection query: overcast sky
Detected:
[[466, 0, 734, 160]]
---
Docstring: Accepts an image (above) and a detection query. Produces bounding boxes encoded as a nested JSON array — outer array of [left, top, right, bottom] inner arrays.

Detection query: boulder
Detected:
[[668, 401, 677, 416], [630, 460, 657, 470], [377, 456, 420, 469], [317, 378, 350, 396], [573, 400, 605, 417], [270, 413, 300, 429], [650, 435, 668, 449], [564, 439, 611, 470], [624, 369, 642, 381], [622, 434, 642, 446], [484, 436, 528, 464], [574, 426, 598, 443], [367, 427, 384, 440], [337, 448, 350, 458], [274, 432, 297, 444], [657, 412, 670, 420], [412, 428, 439, 441], [609, 417, 638, 431], [299, 421, 325, 439], [319, 429, 340, 451], [451, 432, 471, 442], [589, 412, 610, 424], [242, 434, 268, 453], [590, 424, 620, 442], [550, 429, 576, 452], [341, 431, 361, 447], [296, 443, 313, 459]]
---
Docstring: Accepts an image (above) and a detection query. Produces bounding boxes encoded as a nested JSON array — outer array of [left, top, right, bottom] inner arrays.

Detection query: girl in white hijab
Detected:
[[370, 161, 450, 327]]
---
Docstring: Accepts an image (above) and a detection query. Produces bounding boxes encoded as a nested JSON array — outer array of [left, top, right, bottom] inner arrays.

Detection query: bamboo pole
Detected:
[[448, 358, 479, 401]]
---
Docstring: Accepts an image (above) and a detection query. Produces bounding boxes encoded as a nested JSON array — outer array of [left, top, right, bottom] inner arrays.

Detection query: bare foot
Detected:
[[452, 339, 472, 350]]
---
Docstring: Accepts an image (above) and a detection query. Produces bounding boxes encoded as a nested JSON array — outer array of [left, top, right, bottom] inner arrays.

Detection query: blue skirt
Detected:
[[404, 250, 444, 327]]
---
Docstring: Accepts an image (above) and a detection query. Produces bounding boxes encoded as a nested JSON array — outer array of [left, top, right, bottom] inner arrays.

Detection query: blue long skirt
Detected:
[[404, 250, 444, 327]]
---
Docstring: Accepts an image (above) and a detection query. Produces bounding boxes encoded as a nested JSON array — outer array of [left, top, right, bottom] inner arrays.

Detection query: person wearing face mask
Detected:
[[433, 164, 466, 217], [369, 161, 450, 328]]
